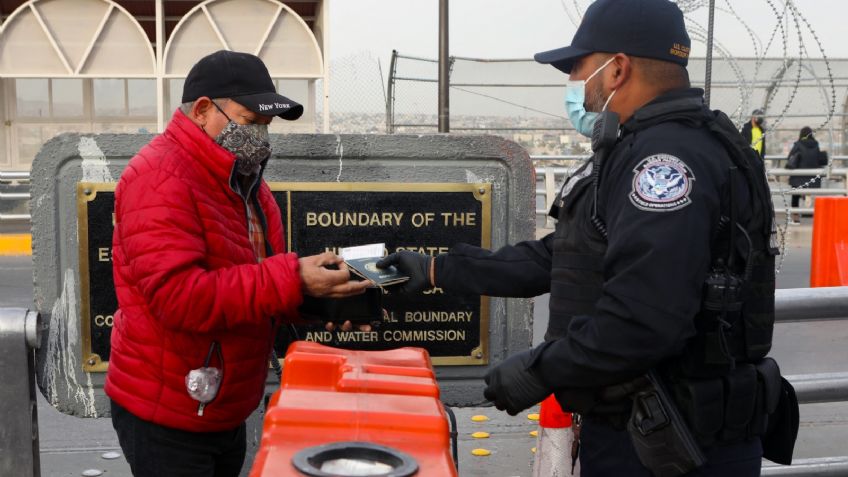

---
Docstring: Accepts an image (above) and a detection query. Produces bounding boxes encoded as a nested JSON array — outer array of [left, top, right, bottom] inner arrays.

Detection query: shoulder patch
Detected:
[[629, 154, 695, 212]]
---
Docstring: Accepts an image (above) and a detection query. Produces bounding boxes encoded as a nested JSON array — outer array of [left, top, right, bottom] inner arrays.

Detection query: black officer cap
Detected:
[[535, 0, 691, 74]]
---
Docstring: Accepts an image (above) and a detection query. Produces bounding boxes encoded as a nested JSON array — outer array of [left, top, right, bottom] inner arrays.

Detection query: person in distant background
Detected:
[[786, 126, 827, 224], [741, 108, 767, 160]]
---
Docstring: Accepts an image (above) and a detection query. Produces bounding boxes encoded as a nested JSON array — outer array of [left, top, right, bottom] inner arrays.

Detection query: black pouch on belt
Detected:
[[670, 378, 724, 447], [756, 358, 799, 465], [720, 364, 757, 442], [749, 358, 780, 438]]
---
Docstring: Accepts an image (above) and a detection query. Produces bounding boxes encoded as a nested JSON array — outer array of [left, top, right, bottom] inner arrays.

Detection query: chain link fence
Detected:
[[317, 52, 388, 134], [386, 52, 578, 155], [379, 50, 848, 269], [386, 52, 848, 158]]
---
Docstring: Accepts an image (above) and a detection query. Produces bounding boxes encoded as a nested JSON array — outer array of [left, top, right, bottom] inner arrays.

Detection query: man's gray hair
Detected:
[[179, 98, 230, 115]]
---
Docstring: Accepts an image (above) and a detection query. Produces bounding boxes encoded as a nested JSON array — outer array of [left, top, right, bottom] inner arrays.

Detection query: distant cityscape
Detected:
[[328, 113, 594, 155], [327, 113, 846, 157], [11, 103, 844, 160]]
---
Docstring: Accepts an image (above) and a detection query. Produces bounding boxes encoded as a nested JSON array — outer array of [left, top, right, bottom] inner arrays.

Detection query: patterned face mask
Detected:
[[213, 101, 271, 175]]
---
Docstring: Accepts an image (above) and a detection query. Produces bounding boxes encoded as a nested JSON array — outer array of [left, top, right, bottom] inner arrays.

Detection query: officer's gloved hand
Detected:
[[376, 251, 432, 294], [484, 349, 550, 416]]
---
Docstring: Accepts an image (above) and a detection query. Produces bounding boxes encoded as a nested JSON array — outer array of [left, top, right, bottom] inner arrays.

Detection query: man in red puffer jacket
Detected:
[[105, 50, 370, 477]]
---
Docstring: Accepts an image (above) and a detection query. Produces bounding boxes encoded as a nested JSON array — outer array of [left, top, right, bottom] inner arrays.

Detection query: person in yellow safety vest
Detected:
[[740, 108, 766, 160]]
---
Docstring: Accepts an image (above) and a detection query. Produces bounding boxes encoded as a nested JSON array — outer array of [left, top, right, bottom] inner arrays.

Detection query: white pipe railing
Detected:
[[0, 173, 32, 221], [0, 171, 30, 182], [0, 191, 30, 200], [0, 173, 31, 221], [531, 156, 848, 218], [762, 457, 848, 476], [3, 157, 848, 222], [0, 286, 834, 476]]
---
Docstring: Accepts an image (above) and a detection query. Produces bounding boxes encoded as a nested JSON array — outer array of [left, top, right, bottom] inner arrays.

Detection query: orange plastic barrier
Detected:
[[250, 341, 457, 476], [810, 197, 848, 287]]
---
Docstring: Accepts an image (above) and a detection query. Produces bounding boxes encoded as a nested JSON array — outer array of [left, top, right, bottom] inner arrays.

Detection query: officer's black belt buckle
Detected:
[[634, 391, 670, 436]]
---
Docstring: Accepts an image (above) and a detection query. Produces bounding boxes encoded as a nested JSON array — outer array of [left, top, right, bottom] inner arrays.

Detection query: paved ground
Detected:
[[2, 219, 847, 476]]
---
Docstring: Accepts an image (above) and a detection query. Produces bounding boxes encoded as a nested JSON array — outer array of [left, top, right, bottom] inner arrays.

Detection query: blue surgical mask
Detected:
[[565, 57, 617, 137]]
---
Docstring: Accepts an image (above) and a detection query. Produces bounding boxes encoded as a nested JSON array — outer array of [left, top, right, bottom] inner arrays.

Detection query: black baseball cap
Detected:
[[182, 50, 304, 121], [535, 0, 691, 74]]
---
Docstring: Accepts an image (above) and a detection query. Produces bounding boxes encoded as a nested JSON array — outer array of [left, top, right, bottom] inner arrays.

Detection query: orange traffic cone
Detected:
[[532, 395, 579, 477], [811, 197, 848, 286]]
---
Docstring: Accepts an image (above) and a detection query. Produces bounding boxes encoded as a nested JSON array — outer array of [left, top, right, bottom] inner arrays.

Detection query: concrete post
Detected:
[[0, 308, 42, 477]]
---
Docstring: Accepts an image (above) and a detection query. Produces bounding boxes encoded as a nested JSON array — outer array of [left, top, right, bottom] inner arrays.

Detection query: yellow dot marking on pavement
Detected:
[[471, 432, 490, 439], [529, 430, 538, 437], [471, 448, 491, 457], [527, 413, 540, 421], [471, 415, 489, 422], [531, 447, 537, 454]]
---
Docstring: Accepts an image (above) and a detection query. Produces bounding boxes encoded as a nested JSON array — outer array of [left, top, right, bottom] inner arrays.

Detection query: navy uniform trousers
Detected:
[[579, 416, 763, 477]]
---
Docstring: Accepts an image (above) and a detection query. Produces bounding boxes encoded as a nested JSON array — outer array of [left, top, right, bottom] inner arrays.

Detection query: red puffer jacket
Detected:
[[105, 110, 302, 432]]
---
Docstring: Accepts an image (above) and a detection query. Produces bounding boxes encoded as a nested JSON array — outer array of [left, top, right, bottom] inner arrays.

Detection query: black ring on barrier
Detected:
[[291, 441, 419, 477]]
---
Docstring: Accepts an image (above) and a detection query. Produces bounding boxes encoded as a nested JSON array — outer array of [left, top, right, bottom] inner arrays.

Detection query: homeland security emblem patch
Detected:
[[629, 154, 695, 212]]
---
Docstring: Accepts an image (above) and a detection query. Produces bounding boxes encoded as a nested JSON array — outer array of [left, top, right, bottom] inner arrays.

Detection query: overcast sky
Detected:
[[329, 0, 847, 65]]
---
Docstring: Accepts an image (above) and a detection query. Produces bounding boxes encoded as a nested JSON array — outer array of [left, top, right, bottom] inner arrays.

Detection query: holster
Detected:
[[626, 371, 706, 477]]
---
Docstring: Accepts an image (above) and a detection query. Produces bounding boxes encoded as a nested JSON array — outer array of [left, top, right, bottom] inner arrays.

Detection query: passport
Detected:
[[345, 257, 410, 287]]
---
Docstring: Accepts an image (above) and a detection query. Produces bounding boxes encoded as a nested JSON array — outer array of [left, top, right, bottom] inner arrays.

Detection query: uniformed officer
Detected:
[[379, 0, 791, 476]]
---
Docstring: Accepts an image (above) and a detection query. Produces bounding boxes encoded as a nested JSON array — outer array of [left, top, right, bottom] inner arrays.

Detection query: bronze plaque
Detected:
[[78, 182, 491, 372]]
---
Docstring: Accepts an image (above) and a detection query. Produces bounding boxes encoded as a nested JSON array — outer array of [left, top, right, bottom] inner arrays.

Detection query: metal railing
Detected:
[[0, 213, 31, 221], [760, 286, 848, 476], [0, 171, 32, 222], [0, 287, 847, 474], [775, 287, 848, 402], [762, 457, 848, 476], [3, 155, 848, 223], [0, 171, 31, 182], [0, 191, 29, 200], [775, 286, 848, 404], [532, 155, 848, 219]]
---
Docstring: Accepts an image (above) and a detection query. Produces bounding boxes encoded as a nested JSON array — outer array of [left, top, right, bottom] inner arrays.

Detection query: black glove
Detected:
[[376, 251, 432, 294], [483, 349, 550, 415]]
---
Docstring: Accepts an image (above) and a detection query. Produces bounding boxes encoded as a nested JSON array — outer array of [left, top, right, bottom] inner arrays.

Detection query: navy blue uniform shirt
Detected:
[[434, 88, 753, 389]]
